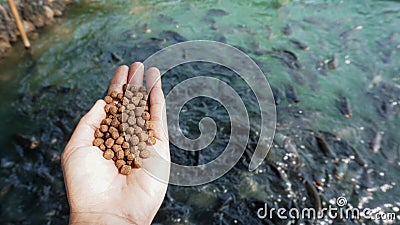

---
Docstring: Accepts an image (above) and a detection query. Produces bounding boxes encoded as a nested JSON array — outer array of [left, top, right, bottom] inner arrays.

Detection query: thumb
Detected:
[[65, 100, 106, 150]]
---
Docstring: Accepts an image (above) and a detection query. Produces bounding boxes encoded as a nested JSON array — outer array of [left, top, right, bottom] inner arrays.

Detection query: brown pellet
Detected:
[[118, 105, 125, 113], [95, 129, 103, 138], [139, 100, 147, 107], [130, 135, 139, 145], [116, 114, 122, 122], [120, 123, 129, 132], [103, 149, 114, 160], [146, 121, 154, 130], [129, 85, 137, 93], [134, 125, 142, 135], [143, 112, 150, 121], [109, 126, 118, 134], [131, 97, 140, 106], [140, 149, 150, 159], [111, 118, 120, 127], [110, 91, 118, 98], [127, 103, 135, 110], [112, 132, 119, 140], [138, 132, 148, 142], [104, 104, 111, 113], [148, 136, 156, 145], [125, 134, 131, 142], [117, 93, 123, 100], [121, 113, 128, 123], [148, 129, 154, 138], [105, 132, 110, 139], [126, 160, 133, 166], [138, 142, 146, 151], [131, 145, 139, 154], [136, 117, 145, 127], [125, 90, 133, 99], [93, 138, 104, 147], [134, 158, 143, 168], [122, 97, 129, 106], [115, 136, 124, 145], [112, 145, 122, 152], [109, 105, 118, 115], [100, 125, 108, 133], [124, 149, 130, 156], [127, 153, 134, 161], [134, 107, 144, 117], [126, 126, 135, 134], [105, 138, 114, 148], [127, 117, 136, 125], [104, 95, 113, 104], [120, 165, 132, 175], [101, 118, 112, 126], [136, 92, 144, 99], [122, 141, 129, 149], [115, 160, 126, 169], [99, 144, 106, 151], [116, 150, 124, 160]]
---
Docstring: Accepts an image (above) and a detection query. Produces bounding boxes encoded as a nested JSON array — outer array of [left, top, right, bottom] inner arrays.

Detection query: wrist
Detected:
[[69, 212, 138, 225]]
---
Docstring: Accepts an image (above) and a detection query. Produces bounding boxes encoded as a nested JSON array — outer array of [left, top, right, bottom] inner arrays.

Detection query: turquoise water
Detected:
[[0, 0, 399, 224]]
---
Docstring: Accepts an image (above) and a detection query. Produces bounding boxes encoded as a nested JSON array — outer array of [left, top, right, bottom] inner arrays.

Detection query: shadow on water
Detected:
[[0, 0, 399, 224]]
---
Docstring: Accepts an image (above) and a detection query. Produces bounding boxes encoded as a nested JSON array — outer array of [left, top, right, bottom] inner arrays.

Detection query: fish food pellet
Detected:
[[120, 165, 132, 175], [92, 84, 156, 175]]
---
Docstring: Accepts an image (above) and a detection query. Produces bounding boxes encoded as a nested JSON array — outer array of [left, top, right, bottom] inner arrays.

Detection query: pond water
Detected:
[[0, 0, 399, 224]]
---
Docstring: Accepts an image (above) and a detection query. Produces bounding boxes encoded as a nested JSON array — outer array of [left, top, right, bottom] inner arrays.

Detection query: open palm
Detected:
[[62, 63, 170, 225]]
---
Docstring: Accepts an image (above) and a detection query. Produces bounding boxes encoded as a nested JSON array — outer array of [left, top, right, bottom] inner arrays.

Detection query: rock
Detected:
[[0, 38, 11, 54], [43, 6, 54, 22], [22, 20, 35, 33]]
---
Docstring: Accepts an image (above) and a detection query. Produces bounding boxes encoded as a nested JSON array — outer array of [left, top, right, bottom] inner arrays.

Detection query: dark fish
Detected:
[[284, 84, 300, 103], [206, 9, 229, 17], [370, 131, 383, 153], [376, 32, 398, 64], [271, 49, 303, 70], [282, 24, 292, 36], [339, 25, 363, 39], [270, 85, 281, 105], [304, 179, 322, 212], [359, 169, 372, 189], [159, 30, 188, 42], [288, 70, 306, 86], [290, 38, 309, 51], [315, 134, 335, 157], [305, 69, 320, 91], [327, 54, 338, 70], [13, 134, 40, 150], [380, 100, 395, 120], [336, 96, 352, 118], [111, 52, 123, 62], [348, 144, 368, 167], [216, 35, 227, 43]]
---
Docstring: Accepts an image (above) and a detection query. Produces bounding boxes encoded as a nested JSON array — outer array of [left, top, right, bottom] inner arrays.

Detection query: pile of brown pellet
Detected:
[[93, 85, 156, 175]]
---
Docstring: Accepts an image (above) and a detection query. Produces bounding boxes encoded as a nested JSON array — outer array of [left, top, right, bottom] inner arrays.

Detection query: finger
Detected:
[[127, 62, 144, 87], [108, 65, 129, 95], [65, 100, 106, 151], [146, 67, 168, 142]]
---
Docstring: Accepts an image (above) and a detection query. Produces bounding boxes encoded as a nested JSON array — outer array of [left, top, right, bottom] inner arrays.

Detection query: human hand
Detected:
[[62, 62, 170, 225]]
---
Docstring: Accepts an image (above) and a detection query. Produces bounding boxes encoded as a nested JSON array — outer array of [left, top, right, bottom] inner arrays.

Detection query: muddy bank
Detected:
[[0, 0, 71, 56]]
